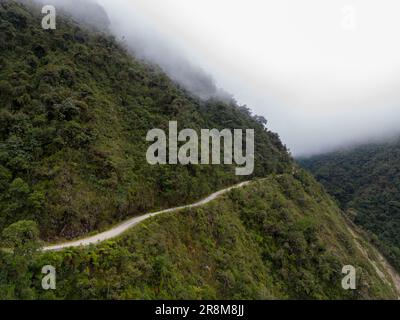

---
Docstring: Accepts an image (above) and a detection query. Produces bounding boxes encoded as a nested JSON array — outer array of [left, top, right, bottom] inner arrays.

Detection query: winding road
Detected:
[[43, 181, 251, 251], [41, 177, 400, 297]]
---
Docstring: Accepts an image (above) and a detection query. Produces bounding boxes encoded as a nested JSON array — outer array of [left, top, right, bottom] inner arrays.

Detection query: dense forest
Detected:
[[0, 172, 397, 299], [299, 139, 400, 272], [1, 1, 398, 300], [0, 0, 291, 241]]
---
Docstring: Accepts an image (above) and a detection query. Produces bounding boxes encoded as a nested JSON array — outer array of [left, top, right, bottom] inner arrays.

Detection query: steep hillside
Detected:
[[1, 1, 398, 300], [0, 0, 291, 240], [1, 172, 398, 299], [299, 139, 400, 271]]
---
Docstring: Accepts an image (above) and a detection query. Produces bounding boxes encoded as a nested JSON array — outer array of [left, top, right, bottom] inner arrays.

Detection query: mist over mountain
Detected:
[[2, 0, 291, 239], [29, 0, 400, 156], [2, 0, 400, 300], [33, 0, 230, 101], [34, 0, 110, 30]]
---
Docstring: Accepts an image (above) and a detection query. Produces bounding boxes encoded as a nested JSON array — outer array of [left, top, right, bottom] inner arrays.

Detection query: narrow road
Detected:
[[43, 181, 251, 251]]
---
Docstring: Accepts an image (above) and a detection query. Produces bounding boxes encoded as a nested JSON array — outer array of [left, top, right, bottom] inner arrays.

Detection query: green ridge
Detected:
[[0, 1, 397, 300]]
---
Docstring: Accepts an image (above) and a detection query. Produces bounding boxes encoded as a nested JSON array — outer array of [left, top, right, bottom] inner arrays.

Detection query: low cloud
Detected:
[[33, 0, 400, 155]]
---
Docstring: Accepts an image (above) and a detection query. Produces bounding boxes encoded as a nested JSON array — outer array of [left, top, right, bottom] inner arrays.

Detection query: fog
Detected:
[[35, 0, 400, 156], [35, 0, 110, 30]]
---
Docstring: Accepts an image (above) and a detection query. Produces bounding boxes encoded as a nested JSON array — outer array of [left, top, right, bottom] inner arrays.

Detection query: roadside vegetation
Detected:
[[1, 173, 397, 299], [1, 1, 397, 300], [0, 0, 291, 241]]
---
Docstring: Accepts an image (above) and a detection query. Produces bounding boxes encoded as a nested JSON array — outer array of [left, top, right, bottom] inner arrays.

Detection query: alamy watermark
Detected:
[[41, 265, 56, 290], [41, 5, 56, 30], [146, 122, 255, 176], [341, 265, 357, 290]]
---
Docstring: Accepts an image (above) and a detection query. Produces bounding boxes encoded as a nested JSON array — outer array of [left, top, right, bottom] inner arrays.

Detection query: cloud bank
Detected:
[[35, 0, 400, 155]]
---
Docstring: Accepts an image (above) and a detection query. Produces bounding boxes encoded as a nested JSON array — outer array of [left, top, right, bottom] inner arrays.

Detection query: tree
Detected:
[[0, 165, 12, 191], [2, 220, 40, 254], [1, 220, 41, 299]]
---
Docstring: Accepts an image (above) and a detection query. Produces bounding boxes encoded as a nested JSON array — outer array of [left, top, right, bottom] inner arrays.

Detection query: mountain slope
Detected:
[[0, 1, 398, 300], [299, 139, 400, 271], [1, 172, 399, 299], [42, 181, 251, 251], [0, 0, 291, 240]]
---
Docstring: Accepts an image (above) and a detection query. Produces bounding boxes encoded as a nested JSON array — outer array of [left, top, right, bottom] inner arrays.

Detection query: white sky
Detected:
[[96, 0, 400, 155]]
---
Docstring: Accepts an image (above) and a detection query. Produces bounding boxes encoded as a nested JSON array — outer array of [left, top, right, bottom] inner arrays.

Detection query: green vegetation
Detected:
[[0, 0, 291, 241], [1, 1, 397, 300], [0, 173, 397, 299], [299, 139, 400, 272], [0, 220, 41, 299]]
